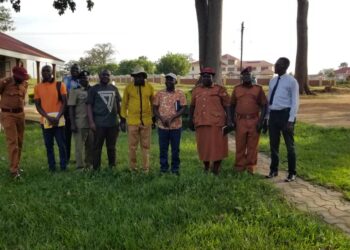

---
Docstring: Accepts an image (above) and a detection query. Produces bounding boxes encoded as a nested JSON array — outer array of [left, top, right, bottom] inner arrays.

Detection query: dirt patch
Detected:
[[299, 94, 350, 128]]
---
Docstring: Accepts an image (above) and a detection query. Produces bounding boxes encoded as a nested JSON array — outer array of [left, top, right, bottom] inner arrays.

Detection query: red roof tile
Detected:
[[0, 32, 64, 62], [221, 54, 239, 60], [334, 67, 350, 74]]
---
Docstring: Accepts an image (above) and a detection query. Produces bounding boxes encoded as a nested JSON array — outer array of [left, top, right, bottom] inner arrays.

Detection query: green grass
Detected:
[[259, 123, 350, 199], [0, 124, 349, 248]]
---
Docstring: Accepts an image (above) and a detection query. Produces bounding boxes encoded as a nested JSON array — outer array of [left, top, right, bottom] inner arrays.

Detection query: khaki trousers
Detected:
[[234, 117, 260, 173], [74, 128, 93, 168], [0, 112, 25, 174], [127, 125, 151, 171]]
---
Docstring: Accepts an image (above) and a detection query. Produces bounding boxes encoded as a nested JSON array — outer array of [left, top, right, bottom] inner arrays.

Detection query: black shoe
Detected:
[[285, 173, 296, 182], [266, 171, 278, 178]]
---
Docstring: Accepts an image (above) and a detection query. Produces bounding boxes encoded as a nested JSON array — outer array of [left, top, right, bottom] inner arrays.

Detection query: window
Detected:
[[192, 66, 194, 71], [261, 66, 268, 71], [228, 60, 235, 65], [228, 67, 235, 72]]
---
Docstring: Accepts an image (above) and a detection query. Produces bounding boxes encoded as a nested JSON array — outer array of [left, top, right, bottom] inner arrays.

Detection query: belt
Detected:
[[270, 108, 291, 113], [1, 108, 24, 113], [236, 113, 258, 119]]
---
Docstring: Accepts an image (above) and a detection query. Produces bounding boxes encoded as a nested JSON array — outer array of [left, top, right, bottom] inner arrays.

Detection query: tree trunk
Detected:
[[295, 0, 312, 94], [195, 0, 208, 69], [195, 0, 223, 84]]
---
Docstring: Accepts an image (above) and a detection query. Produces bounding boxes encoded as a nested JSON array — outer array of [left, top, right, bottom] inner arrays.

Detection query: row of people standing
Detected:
[[32, 64, 187, 175], [0, 57, 298, 181], [189, 57, 299, 182]]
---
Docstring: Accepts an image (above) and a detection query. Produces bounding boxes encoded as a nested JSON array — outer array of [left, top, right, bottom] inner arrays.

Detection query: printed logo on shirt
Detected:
[[98, 91, 115, 112]]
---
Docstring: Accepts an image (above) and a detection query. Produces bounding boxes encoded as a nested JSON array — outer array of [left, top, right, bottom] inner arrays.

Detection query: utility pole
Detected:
[[240, 22, 244, 71]]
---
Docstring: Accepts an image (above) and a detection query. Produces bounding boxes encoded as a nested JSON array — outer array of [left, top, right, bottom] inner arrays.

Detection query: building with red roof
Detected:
[[188, 54, 274, 79], [334, 67, 350, 81], [0, 32, 64, 82]]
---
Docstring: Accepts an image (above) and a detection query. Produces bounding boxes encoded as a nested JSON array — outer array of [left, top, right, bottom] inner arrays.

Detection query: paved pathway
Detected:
[[228, 137, 350, 236]]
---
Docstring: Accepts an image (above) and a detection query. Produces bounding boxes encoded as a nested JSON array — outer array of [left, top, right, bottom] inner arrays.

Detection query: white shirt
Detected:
[[267, 73, 299, 122]]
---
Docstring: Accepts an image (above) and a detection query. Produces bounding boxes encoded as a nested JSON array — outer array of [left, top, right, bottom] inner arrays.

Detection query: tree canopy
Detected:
[[156, 53, 191, 76], [0, 0, 94, 15], [339, 62, 348, 68], [319, 68, 335, 78], [84, 43, 115, 66], [0, 6, 15, 31], [64, 43, 116, 74], [118, 56, 155, 75]]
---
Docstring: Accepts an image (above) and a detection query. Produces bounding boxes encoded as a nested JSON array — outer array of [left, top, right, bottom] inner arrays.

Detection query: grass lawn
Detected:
[[259, 123, 350, 199], [0, 124, 349, 249]]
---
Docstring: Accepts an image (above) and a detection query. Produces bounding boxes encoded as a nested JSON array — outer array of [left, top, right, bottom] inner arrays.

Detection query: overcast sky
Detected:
[[3, 0, 350, 74]]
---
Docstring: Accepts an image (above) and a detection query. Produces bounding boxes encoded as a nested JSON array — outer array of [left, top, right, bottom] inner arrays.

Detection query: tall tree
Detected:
[[84, 43, 115, 65], [295, 0, 311, 94], [195, 0, 223, 84], [156, 53, 191, 76], [0, 6, 15, 31]]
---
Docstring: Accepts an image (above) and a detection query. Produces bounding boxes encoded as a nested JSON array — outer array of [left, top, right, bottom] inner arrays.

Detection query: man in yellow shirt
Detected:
[[120, 66, 154, 173]]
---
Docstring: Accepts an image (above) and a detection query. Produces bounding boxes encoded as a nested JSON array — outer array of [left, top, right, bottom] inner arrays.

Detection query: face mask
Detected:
[[134, 78, 145, 86], [241, 74, 252, 86], [166, 85, 175, 92], [202, 78, 212, 87]]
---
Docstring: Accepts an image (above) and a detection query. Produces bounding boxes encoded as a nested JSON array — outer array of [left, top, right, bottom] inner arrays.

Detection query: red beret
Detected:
[[200, 67, 215, 76], [12, 66, 29, 81]]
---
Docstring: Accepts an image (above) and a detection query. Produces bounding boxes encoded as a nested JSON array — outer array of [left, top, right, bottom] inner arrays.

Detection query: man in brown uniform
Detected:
[[231, 67, 267, 173], [189, 67, 233, 175], [0, 66, 29, 178]]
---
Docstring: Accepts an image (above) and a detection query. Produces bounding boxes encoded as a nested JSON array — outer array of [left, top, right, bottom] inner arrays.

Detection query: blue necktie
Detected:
[[269, 76, 281, 105]]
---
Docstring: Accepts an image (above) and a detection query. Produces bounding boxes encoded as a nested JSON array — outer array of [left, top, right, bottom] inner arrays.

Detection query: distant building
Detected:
[[334, 67, 350, 81], [188, 54, 274, 78], [0, 32, 64, 82]]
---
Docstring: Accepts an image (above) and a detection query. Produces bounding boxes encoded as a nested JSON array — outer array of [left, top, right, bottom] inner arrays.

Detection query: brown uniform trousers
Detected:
[[0, 77, 28, 175], [231, 84, 267, 173], [1, 112, 25, 174]]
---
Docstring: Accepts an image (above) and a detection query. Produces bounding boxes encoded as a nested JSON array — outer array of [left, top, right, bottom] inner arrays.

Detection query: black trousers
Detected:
[[93, 126, 119, 170], [268, 109, 296, 175]]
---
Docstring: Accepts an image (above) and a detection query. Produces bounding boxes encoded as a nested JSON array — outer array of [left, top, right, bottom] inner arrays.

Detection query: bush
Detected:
[[28, 93, 35, 104], [336, 80, 350, 85]]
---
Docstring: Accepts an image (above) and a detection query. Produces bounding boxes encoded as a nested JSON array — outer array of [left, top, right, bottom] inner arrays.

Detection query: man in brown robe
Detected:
[[189, 67, 233, 174]]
